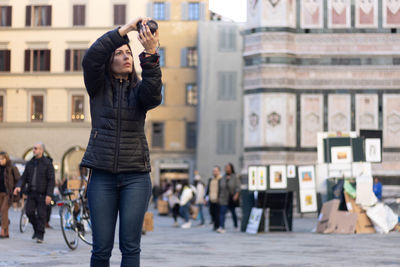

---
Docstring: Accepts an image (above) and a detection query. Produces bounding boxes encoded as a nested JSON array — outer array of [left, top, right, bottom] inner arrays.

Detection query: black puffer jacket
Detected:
[[80, 28, 162, 173], [16, 157, 55, 196]]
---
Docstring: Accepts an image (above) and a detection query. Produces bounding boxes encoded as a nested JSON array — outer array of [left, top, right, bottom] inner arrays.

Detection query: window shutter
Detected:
[[44, 50, 50, 71], [200, 2, 206, 21], [5, 50, 10, 71], [180, 48, 187, 67], [46, 6, 52, 26], [81, 5, 86, 26], [24, 50, 30, 72], [228, 122, 236, 153], [229, 27, 236, 51], [120, 5, 126, 24], [6, 6, 12, 26], [25, 6, 31, 26], [65, 49, 71, 71], [165, 2, 171, 20], [229, 73, 237, 100], [146, 2, 153, 18], [181, 3, 188, 20], [218, 27, 226, 51]]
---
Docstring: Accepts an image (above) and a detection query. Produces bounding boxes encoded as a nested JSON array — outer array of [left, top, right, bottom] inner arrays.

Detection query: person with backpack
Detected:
[[179, 181, 194, 229]]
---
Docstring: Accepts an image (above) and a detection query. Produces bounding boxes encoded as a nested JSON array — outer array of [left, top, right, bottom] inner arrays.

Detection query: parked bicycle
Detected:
[[57, 187, 92, 250]]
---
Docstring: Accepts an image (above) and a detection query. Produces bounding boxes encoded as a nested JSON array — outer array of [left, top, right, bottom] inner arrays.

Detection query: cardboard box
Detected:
[[344, 192, 375, 234], [157, 200, 169, 215], [332, 211, 358, 234], [317, 199, 341, 234], [143, 212, 154, 232]]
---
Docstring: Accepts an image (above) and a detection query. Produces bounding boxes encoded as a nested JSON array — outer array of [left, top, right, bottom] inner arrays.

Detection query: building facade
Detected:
[[0, 0, 208, 185], [196, 20, 243, 180], [243, 0, 400, 178]]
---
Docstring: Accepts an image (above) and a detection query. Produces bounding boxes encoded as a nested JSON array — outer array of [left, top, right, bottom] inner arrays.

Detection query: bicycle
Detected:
[[57, 187, 92, 250]]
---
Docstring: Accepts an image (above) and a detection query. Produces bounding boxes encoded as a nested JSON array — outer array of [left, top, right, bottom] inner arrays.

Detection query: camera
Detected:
[[136, 20, 158, 34]]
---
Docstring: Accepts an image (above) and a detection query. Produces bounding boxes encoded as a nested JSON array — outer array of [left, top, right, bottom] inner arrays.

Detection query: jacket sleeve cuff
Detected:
[[139, 52, 160, 69]]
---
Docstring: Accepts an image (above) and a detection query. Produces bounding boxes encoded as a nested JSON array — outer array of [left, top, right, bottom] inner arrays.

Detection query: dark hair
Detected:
[[214, 165, 221, 171], [107, 43, 139, 90], [227, 163, 235, 174], [0, 151, 12, 168]]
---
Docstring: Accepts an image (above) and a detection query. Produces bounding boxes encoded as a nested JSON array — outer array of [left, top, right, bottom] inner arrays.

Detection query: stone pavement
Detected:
[[0, 207, 399, 267]]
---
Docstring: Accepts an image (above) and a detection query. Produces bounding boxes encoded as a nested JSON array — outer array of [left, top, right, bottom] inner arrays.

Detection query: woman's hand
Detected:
[[137, 21, 159, 54], [118, 17, 148, 36]]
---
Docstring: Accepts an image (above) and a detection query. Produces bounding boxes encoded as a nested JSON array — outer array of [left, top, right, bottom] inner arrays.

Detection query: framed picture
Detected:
[[365, 138, 381, 162], [298, 165, 316, 190], [299, 189, 318, 213], [256, 166, 267, 191], [287, 165, 296, 178], [269, 165, 287, 189], [248, 166, 258, 191], [331, 146, 353, 163]]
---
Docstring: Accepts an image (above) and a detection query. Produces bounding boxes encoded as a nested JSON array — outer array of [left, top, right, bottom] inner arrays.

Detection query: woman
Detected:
[[80, 17, 162, 267], [163, 183, 181, 227], [217, 163, 240, 233], [0, 152, 20, 238], [194, 172, 206, 226]]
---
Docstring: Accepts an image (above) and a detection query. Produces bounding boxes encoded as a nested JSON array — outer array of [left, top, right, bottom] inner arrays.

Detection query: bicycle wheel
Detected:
[[78, 206, 92, 246], [59, 205, 79, 250], [19, 207, 29, 233]]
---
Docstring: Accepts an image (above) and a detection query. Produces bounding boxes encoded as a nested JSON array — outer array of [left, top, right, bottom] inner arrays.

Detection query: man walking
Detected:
[[14, 143, 55, 243], [206, 166, 222, 231]]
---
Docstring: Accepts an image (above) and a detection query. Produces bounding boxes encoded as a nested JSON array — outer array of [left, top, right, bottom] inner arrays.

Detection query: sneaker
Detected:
[[172, 222, 179, 227], [216, 227, 226, 233], [181, 222, 191, 229], [36, 238, 44, 243]]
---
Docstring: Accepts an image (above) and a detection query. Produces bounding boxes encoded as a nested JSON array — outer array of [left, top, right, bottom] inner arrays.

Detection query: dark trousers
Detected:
[[46, 204, 52, 223], [209, 202, 220, 230], [172, 204, 180, 222], [179, 203, 190, 222], [219, 205, 238, 229], [88, 170, 152, 267], [25, 192, 47, 239]]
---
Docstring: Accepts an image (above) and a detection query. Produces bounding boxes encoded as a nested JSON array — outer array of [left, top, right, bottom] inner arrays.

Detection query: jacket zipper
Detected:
[[113, 79, 123, 173]]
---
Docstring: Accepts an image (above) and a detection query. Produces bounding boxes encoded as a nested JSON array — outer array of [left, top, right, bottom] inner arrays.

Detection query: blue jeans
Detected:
[[179, 203, 190, 222], [87, 170, 152, 267], [197, 204, 205, 224], [219, 205, 238, 229]]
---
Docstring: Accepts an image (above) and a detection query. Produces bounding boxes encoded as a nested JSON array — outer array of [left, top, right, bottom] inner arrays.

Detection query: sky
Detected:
[[209, 0, 247, 22]]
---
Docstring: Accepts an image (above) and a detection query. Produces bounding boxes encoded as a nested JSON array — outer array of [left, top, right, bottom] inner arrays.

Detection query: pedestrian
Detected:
[[13, 143, 55, 243], [0, 151, 21, 238], [206, 166, 222, 231], [373, 177, 382, 201], [163, 183, 181, 227], [179, 181, 193, 229], [79, 16, 162, 267], [152, 184, 161, 208], [194, 171, 205, 226], [216, 163, 240, 233]]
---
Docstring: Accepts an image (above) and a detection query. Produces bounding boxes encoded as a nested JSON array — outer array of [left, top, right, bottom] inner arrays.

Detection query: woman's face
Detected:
[[225, 165, 232, 175], [111, 45, 133, 77], [0, 156, 6, 166]]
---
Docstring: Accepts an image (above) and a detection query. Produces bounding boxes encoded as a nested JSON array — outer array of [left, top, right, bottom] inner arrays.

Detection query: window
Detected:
[[0, 95, 3, 122], [114, 4, 126, 25], [71, 95, 85, 122], [152, 122, 164, 148], [158, 48, 165, 67], [218, 72, 237, 100], [25, 50, 51, 72], [0, 50, 10, 72], [73, 5, 85, 26], [26, 5, 52, 27], [218, 26, 236, 52], [217, 121, 236, 154], [186, 122, 196, 149], [31, 95, 44, 122], [65, 49, 86, 71], [188, 2, 200, 20], [161, 85, 165, 105], [181, 47, 197, 67], [153, 2, 165, 20], [0, 6, 12, 26], [186, 84, 197, 105]]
